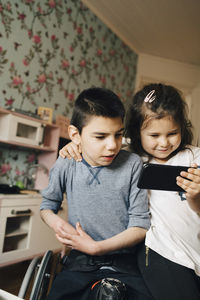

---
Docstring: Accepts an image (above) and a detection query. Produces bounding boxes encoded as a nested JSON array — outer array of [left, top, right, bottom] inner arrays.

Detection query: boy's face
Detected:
[[78, 116, 124, 166]]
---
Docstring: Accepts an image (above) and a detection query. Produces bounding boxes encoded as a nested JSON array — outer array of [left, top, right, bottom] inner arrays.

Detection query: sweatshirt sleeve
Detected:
[[128, 157, 150, 230], [40, 157, 67, 213]]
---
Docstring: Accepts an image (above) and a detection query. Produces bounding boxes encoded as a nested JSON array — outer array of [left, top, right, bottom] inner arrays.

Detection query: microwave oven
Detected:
[[0, 114, 44, 146]]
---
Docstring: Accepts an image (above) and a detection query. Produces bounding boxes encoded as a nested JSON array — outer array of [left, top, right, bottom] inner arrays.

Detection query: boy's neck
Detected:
[[81, 153, 119, 168], [81, 156, 102, 168]]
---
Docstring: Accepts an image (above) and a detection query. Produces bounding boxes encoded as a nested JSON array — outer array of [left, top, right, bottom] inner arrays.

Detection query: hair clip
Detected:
[[144, 90, 156, 103]]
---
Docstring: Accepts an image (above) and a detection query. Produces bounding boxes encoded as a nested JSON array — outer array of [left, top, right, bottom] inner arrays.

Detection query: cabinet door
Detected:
[[0, 202, 68, 266], [0, 205, 34, 265]]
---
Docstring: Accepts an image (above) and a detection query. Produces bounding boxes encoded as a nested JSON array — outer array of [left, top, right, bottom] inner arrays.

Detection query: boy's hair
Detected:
[[125, 83, 193, 157], [70, 87, 125, 133]]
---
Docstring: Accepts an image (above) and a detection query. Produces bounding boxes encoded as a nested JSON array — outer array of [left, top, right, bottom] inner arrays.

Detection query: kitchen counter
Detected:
[[0, 192, 41, 198], [0, 192, 42, 207]]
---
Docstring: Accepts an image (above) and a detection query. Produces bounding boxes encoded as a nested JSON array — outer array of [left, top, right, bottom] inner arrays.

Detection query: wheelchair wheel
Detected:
[[18, 256, 40, 299], [29, 250, 53, 300]]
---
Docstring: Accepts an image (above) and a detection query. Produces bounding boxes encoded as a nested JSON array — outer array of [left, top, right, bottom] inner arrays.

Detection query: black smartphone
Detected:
[[137, 163, 189, 192]]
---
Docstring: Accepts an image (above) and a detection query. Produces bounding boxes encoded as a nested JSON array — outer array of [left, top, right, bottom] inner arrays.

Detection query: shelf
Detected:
[[5, 230, 29, 238], [3, 235, 28, 252], [0, 107, 54, 126], [0, 106, 61, 190], [5, 216, 30, 236], [0, 106, 59, 151], [2, 215, 30, 253], [0, 139, 56, 151]]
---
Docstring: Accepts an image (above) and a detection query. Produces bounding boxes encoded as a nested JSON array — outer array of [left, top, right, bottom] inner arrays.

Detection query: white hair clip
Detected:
[[144, 90, 156, 103]]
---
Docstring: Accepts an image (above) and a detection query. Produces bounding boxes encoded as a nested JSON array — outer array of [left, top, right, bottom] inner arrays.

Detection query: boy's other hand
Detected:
[[59, 142, 82, 161], [56, 222, 98, 255]]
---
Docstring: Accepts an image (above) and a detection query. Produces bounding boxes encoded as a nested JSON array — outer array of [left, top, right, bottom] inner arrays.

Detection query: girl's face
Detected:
[[140, 115, 181, 163]]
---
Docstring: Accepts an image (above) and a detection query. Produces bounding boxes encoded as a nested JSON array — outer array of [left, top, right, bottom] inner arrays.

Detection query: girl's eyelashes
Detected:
[[149, 132, 179, 138], [168, 132, 178, 136], [150, 134, 159, 137]]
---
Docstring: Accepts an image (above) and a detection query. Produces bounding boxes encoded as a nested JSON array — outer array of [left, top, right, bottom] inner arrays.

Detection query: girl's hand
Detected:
[[59, 142, 82, 161], [56, 222, 99, 255], [176, 163, 200, 213]]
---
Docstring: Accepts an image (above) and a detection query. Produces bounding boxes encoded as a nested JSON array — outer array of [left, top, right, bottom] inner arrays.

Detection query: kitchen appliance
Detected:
[[0, 114, 44, 146]]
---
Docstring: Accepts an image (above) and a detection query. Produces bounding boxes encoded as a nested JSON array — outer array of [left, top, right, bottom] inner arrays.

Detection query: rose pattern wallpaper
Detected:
[[0, 0, 137, 186]]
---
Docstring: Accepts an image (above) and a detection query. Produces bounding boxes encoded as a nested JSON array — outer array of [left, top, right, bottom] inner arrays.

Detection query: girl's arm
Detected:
[[59, 142, 82, 161], [55, 222, 147, 255], [176, 163, 200, 213]]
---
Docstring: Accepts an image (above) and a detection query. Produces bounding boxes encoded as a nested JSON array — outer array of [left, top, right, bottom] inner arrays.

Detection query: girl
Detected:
[[126, 83, 200, 300], [60, 83, 200, 300]]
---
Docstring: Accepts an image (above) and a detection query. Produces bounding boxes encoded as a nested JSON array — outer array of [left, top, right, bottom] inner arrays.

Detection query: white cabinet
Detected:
[[0, 194, 67, 267]]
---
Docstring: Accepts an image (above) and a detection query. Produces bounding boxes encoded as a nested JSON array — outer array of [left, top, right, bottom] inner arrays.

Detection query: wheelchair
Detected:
[[18, 250, 55, 300], [18, 250, 127, 300]]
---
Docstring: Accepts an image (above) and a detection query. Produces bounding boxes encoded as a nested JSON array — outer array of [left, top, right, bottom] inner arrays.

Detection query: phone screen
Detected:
[[137, 163, 189, 192]]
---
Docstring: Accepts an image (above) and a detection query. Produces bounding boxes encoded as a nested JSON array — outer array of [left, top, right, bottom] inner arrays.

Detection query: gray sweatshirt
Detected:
[[40, 150, 150, 244]]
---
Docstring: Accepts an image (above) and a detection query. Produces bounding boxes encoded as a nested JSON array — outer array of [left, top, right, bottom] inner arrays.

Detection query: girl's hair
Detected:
[[125, 83, 193, 157], [71, 87, 125, 133]]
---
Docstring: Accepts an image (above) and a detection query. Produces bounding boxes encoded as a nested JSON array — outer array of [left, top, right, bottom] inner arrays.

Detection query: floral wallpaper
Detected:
[[0, 0, 138, 186]]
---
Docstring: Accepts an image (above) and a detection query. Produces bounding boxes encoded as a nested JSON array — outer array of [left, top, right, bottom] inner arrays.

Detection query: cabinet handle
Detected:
[[11, 209, 32, 215]]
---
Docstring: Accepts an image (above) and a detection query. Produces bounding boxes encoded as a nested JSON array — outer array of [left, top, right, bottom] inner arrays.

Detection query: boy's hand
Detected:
[[176, 163, 200, 213], [59, 142, 82, 161], [40, 209, 78, 248], [54, 218, 78, 237], [56, 222, 98, 255], [60, 245, 68, 258]]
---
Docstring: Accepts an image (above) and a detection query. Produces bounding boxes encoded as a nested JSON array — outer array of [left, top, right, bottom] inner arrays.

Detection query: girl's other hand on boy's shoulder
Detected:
[[176, 163, 200, 213], [59, 142, 82, 161]]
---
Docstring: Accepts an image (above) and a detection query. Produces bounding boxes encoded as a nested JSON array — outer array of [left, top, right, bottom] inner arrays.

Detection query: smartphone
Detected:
[[137, 163, 189, 192]]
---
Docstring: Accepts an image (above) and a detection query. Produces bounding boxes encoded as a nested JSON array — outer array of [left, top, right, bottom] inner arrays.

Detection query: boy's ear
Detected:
[[68, 125, 81, 145]]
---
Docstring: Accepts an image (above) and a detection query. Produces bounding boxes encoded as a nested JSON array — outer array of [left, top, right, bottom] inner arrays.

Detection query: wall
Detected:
[[136, 53, 200, 145], [0, 0, 138, 186]]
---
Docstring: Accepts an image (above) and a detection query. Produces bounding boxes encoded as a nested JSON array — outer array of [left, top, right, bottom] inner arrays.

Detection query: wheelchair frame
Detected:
[[18, 250, 54, 300]]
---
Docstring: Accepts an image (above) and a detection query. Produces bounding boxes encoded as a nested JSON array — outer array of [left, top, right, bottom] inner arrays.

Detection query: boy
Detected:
[[40, 87, 152, 300]]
